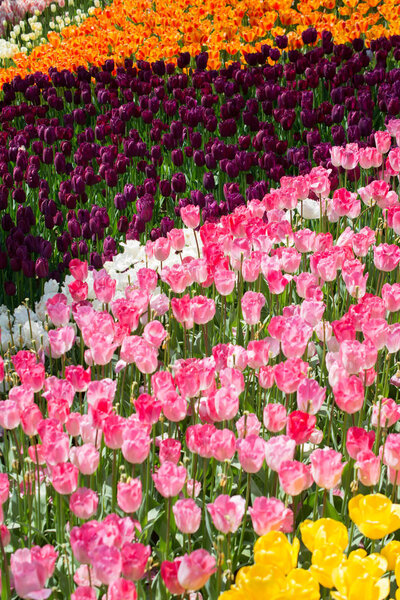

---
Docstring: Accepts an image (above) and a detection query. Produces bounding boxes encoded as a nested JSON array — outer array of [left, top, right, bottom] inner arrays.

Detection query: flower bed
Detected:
[[2, 143, 400, 596], [0, 0, 398, 85], [2, 36, 400, 306]]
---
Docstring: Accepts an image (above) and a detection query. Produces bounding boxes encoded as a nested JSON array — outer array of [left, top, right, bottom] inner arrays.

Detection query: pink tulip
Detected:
[[162, 391, 187, 422], [159, 439, 181, 464], [247, 339, 270, 369], [258, 365, 275, 389], [121, 543, 151, 581], [177, 550, 216, 591], [355, 450, 380, 487], [310, 448, 346, 489], [191, 296, 215, 325], [278, 460, 313, 496], [382, 283, 400, 312], [173, 499, 201, 534], [236, 435, 265, 473], [69, 280, 89, 302], [121, 428, 151, 464], [153, 237, 171, 262], [117, 479, 142, 514], [214, 269, 236, 296], [93, 270, 116, 303], [346, 427, 375, 460], [69, 258, 88, 281], [207, 386, 239, 421], [143, 320, 167, 348], [265, 435, 296, 471], [249, 497, 293, 535], [51, 462, 79, 495], [286, 410, 316, 444], [296, 379, 326, 415], [70, 488, 98, 520], [48, 326, 75, 358], [10, 545, 57, 600], [161, 558, 185, 594], [374, 243, 400, 272], [0, 473, 9, 505], [383, 433, 400, 469], [65, 365, 91, 392], [70, 443, 99, 475], [371, 397, 400, 428], [241, 291, 265, 325], [274, 358, 308, 394], [20, 363, 46, 393], [210, 428, 236, 461], [152, 461, 187, 498], [167, 229, 185, 251], [107, 578, 137, 600], [333, 374, 364, 414], [46, 294, 71, 327], [103, 415, 127, 450], [235, 413, 261, 438], [89, 544, 121, 586], [135, 394, 162, 425], [375, 130, 391, 153], [263, 403, 287, 433], [362, 318, 389, 350], [207, 495, 245, 534], [0, 400, 20, 430], [42, 430, 70, 466], [181, 205, 200, 229], [71, 586, 97, 600]]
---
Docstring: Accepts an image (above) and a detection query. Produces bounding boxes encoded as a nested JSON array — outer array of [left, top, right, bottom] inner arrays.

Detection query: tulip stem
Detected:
[[322, 488, 328, 517], [112, 449, 117, 511], [235, 472, 251, 570], [165, 496, 172, 559], [0, 535, 10, 599]]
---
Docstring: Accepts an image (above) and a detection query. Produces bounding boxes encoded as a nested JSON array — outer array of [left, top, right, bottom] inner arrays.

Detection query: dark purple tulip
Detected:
[[123, 184, 136, 203], [4, 281, 16, 296], [160, 180, 171, 197], [35, 257, 49, 278], [90, 252, 103, 269], [195, 52, 208, 71], [171, 149, 183, 167], [269, 48, 280, 62], [160, 216, 174, 235], [150, 227, 162, 241], [275, 35, 288, 50], [105, 169, 118, 187], [12, 188, 26, 204], [203, 172, 215, 190], [331, 104, 345, 123], [302, 28, 318, 45], [171, 172, 186, 194], [332, 125, 346, 145], [79, 240, 88, 255], [118, 216, 129, 233]]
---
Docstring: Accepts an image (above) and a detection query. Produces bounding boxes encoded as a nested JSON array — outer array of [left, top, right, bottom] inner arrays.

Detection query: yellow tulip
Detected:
[[331, 575, 390, 600], [234, 564, 287, 598], [349, 494, 400, 539], [310, 543, 345, 588], [300, 518, 348, 553], [254, 531, 300, 575], [395, 555, 400, 586], [332, 551, 389, 600], [281, 568, 320, 600], [381, 540, 400, 570], [219, 590, 247, 600]]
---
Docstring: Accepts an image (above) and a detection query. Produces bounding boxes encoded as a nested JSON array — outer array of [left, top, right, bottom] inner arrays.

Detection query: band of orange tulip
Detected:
[[0, 0, 398, 87]]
